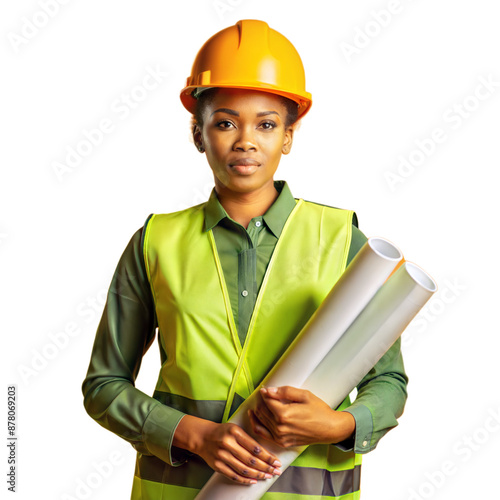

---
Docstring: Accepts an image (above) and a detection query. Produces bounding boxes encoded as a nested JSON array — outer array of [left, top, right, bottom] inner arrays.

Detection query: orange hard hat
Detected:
[[180, 19, 312, 119]]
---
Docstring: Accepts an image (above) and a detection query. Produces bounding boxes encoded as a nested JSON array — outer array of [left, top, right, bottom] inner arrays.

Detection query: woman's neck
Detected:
[[215, 182, 279, 229]]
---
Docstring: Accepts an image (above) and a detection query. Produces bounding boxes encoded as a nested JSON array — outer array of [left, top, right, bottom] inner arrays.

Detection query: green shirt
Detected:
[[206, 181, 366, 346], [82, 180, 408, 465]]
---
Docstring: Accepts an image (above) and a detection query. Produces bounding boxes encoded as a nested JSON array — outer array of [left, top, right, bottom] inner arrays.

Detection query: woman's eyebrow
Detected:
[[210, 108, 239, 117], [256, 111, 279, 117], [210, 109, 280, 118]]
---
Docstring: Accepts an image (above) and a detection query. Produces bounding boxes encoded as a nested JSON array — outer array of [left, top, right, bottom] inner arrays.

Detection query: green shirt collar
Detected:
[[203, 180, 296, 238]]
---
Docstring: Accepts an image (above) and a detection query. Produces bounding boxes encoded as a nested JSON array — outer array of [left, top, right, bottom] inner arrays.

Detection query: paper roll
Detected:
[[302, 261, 437, 405], [253, 237, 403, 390], [195, 241, 436, 500]]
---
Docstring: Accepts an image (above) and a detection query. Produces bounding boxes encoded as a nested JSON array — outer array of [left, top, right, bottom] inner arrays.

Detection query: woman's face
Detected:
[[194, 88, 294, 197]]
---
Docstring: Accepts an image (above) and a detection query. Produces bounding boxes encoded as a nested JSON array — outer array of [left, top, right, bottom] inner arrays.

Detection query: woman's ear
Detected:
[[192, 123, 204, 153], [282, 122, 298, 155]]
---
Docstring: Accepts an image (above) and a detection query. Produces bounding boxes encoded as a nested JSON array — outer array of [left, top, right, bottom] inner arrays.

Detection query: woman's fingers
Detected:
[[251, 402, 278, 433], [252, 387, 317, 447], [251, 404, 294, 447], [174, 416, 282, 484], [254, 393, 290, 435], [219, 451, 280, 483], [231, 424, 282, 470], [261, 386, 309, 403], [248, 409, 275, 441], [204, 423, 281, 483], [231, 425, 281, 474], [213, 452, 260, 484]]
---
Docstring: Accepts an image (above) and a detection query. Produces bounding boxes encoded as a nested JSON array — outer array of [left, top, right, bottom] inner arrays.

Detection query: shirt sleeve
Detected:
[[81, 225, 188, 466], [336, 224, 409, 454]]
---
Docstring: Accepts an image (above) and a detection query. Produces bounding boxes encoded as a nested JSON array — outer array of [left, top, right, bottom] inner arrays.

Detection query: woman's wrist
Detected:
[[321, 410, 356, 444], [334, 411, 356, 443], [173, 415, 211, 454]]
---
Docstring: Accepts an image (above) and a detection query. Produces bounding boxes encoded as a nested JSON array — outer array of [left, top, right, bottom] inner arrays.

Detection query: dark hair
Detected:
[[192, 88, 299, 130]]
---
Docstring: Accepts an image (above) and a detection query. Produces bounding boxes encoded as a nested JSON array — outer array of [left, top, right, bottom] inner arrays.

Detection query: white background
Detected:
[[2, 1, 499, 499]]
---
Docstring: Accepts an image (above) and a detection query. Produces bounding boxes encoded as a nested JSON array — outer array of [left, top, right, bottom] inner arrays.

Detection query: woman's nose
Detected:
[[233, 126, 257, 151]]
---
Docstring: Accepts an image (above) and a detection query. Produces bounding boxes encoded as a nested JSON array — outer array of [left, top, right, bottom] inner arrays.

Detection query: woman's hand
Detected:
[[249, 386, 355, 448], [173, 415, 282, 484]]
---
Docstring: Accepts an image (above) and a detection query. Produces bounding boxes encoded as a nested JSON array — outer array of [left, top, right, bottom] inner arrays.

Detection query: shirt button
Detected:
[[255, 221, 262, 227], [241, 290, 248, 297], [362, 440, 368, 447]]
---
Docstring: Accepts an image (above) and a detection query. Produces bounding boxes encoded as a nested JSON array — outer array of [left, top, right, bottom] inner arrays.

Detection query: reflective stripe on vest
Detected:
[[132, 454, 362, 498], [136, 199, 361, 499]]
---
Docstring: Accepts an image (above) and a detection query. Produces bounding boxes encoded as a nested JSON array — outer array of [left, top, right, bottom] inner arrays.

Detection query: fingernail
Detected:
[[264, 473, 273, 479], [273, 460, 281, 467], [273, 468, 281, 476], [260, 387, 267, 394], [250, 479, 257, 484], [268, 387, 278, 393]]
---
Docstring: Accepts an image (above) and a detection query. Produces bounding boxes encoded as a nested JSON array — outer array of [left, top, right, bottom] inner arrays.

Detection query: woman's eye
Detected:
[[260, 121, 276, 130], [216, 120, 234, 129]]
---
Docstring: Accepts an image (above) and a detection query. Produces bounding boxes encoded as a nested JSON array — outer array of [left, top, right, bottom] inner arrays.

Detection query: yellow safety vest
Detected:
[[132, 198, 362, 500]]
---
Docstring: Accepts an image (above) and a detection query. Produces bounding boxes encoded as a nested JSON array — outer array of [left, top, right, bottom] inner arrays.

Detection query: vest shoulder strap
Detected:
[[299, 198, 359, 228]]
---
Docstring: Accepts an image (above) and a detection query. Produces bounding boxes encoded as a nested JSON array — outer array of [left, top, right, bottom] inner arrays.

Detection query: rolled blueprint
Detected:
[[303, 261, 437, 403], [252, 237, 403, 390], [195, 241, 436, 500]]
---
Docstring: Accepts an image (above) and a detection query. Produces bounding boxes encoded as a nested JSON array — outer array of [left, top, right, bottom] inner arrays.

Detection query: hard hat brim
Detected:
[[180, 84, 312, 120]]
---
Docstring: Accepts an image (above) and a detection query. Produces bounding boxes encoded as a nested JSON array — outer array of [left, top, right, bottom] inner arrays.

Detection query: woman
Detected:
[[82, 19, 408, 499]]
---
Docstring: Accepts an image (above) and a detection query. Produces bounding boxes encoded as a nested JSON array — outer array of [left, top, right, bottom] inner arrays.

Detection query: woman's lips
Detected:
[[228, 158, 260, 175]]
